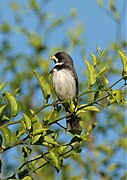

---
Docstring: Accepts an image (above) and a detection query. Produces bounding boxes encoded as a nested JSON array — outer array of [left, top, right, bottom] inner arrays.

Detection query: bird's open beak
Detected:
[[50, 55, 58, 62]]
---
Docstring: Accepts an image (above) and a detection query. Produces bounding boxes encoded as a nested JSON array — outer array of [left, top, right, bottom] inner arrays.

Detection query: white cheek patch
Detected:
[[52, 69, 76, 100], [55, 62, 64, 66]]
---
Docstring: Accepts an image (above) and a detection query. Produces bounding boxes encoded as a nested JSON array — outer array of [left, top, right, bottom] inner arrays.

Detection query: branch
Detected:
[[0, 77, 124, 131], [0, 136, 29, 153]]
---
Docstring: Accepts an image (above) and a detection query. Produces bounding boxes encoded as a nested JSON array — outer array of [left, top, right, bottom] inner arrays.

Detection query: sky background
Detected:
[[0, 0, 126, 82]]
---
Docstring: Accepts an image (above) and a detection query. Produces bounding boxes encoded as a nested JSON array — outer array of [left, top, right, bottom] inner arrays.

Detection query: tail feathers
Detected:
[[66, 115, 81, 133]]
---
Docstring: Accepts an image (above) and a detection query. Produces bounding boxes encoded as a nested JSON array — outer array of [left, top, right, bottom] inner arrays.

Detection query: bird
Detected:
[[50, 52, 80, 132]]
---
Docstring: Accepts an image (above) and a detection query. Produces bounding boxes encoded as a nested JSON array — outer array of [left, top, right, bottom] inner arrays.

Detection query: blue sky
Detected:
[[0, 0, 126, 58]]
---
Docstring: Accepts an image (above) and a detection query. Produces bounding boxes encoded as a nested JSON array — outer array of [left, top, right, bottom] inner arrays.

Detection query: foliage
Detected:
[[0, 0, 126, 180]]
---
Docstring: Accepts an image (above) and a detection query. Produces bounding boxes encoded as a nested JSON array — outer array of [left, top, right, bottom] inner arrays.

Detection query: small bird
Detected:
[[50, 52, 80, 132]]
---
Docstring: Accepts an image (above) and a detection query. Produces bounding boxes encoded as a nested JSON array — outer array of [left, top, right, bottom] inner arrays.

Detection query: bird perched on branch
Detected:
[[50, 52, 80, 132]]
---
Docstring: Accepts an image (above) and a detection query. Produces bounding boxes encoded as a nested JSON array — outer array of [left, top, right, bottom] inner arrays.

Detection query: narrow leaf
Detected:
[[30, 110, 47, 136], [23, 113, 31, 130], [16, 120, 26, 139], [94, 84, 104, 100], [48, 108, 60, 124], [97, 67, 107, 77], [100, 50, 105, 58], [44, 136, 59, 146], [112, 90, 126, 105], [47, 152, 61, 172], [68, 99, 76, 113], [70, 136, 82, 144], [77, 105, 100, 115], [0, 105, 7, 114], [28, 33, 42, 48], [91, 52, 97, 66], [31, 135, 41, 144], [22, 176, 32, 180], [0, 82, 7, 92], [102, 75, 109, 86], [118, 50, 127, 71], [49, 18, 64, 30], [34, 70, 51, 99], [4, 91, 20, 117], [1, 126, 12, 145], [118, 50, 127, 80], [22, 146, 32, 158], [84, 59, 97, 86], [87, 122, 99, 135], [81, 106, 100, 112]]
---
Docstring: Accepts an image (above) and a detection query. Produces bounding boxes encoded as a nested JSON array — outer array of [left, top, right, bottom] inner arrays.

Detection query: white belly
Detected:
[[52, 69, 76, 100]]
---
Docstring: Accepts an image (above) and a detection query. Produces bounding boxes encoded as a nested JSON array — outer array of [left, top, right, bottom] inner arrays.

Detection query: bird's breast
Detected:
[[52, 68, 76, 100]]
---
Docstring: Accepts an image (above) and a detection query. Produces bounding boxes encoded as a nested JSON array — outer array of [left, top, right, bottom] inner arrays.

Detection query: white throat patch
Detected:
[[55, 62, 64, 66]]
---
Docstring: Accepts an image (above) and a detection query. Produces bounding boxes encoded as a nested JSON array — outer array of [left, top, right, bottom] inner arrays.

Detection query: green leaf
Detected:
[[28, 33, 42, 48], [84, 59, 97, 86], [70, 136, 82, 144], [22, 146, 32, 158], [90, 52, 97, 66], [94, 84, 104, 100], [0, 105, 7, 114], [4, 91, 20, 117], [0, 22, 10, 33], [97, 67, 107, 77], [29, 0, 39, 10], [118, 50, 127, 70], [97, 0, 104, 7], [112, 90, 126, 105], [44, 136, 59, 146], [30, 111, 47, 142], [23, 114, 31, 130], [34, 70, 51, 99], [57, 145, 68, 154], [118, 50, 127, 80], [70, 134, 87, 145], [77, 105, 100, 115], [102, 75, 109, 86], [22, 176, 32, 180], [48, 106, 61, 124], [100, 50, 105, 59], [31, 116, 43, 136], [83, 106, 100, 112], [11, 2, 19, 11], [108, 164, 121, 172], [46, 152, 61, 172], [31, 135, 42, 144], [1, 115, 10, 121], [16, 121, 26, 139], [87, 122, 99, 135], [49, 18, 65, 30], [68, 99, 76, 113], [107, 90, 126, 106], [1, 126, 12, 145], [71, 8, 77, 17], [0, 82, 7, 92]]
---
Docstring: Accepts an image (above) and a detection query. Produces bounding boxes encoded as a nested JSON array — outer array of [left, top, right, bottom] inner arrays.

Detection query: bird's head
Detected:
[[50, 52, 73, 66]]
